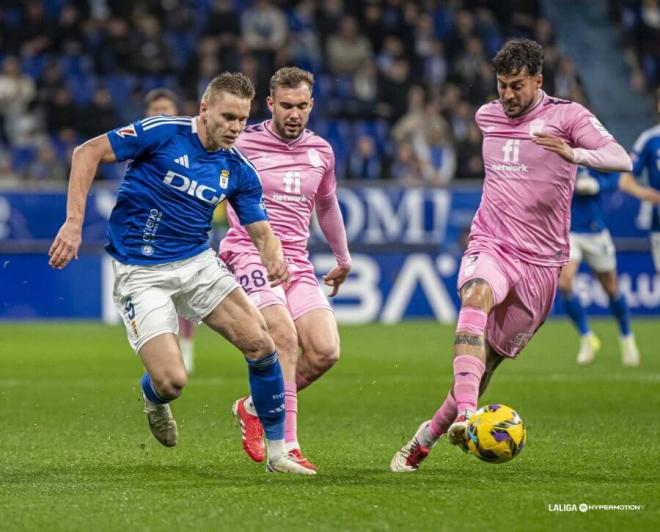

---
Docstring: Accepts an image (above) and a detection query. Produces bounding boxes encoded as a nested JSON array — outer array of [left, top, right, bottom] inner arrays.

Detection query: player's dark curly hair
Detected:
[[493, 39, 544, 76], [203, 72, 255, 102]]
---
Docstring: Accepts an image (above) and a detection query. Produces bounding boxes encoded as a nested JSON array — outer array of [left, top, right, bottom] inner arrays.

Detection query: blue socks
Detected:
[[563, 292, 590, 335], [563, 291, 632, 337], [141, 372, 169, 404], [246, 351, 285, 441], [609, 293, 632, 337]]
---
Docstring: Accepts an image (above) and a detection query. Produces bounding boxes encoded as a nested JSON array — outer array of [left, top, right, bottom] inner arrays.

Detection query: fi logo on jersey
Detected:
[[219, 169, 230, 189]]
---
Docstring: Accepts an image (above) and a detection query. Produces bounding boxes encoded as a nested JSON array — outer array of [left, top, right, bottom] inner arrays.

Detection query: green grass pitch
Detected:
[[1, 320, 658, 531]]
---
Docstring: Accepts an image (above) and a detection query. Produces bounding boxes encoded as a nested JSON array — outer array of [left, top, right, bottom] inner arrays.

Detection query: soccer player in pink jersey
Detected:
[[391, 39, 633, 472], [220, 67, 351, 472]]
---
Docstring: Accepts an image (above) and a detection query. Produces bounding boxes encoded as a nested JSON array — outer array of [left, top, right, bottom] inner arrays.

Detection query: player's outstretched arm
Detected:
[[619, 173, 660, 204], [48, 135, 117, 269], [315, 194, 351, 297], [245, 220, 290, 287], [533, 132, 632, 173]]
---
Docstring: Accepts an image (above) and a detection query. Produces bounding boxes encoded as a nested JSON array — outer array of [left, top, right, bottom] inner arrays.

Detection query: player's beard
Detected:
[[276, 118, 304, 140], [503, 93, 537, 118]]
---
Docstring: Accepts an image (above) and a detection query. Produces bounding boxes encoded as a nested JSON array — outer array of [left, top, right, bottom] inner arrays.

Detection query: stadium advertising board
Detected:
[[0, 187, 657, 320]]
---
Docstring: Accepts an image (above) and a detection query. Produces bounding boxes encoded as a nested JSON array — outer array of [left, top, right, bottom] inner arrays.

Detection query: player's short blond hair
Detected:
[[269, 67, 314, 97], [202, 72, 255, 103]]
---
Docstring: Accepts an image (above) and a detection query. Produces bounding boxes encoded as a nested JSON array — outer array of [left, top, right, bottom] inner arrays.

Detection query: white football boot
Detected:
[[143, 395, 178, 447], [620, 335, 640, 367], [576, 333, 601, 366], [390, 420, 435, 472]]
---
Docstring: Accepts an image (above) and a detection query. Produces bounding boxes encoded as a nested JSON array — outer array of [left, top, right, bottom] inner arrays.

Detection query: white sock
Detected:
[[417, 423, 437, 448], [244, 396, 257, 416], [285, 441, 300, 452], [267, 439, 286, 459]]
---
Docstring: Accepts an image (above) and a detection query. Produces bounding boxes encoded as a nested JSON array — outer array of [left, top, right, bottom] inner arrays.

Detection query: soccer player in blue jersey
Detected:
[[558, 166, 641, 366], [619, 108, 660, 271], [48, 72, 314, 475]]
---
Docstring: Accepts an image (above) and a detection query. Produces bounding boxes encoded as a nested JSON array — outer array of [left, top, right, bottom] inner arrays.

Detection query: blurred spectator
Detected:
[[79, 88, 116, 139], [132, 14, 173, 75], [22, 141, 68, 183], [242, 1, 288, 70], [45, 87, 78, 137], [0, 56, 37, 144], [554, 56, 586, 101], [348, 134, 383, 180], [379, 58, 413, 122], [456, 123, 484, 179], [326, 16, 373, 76], [391, 142, 423, 184]]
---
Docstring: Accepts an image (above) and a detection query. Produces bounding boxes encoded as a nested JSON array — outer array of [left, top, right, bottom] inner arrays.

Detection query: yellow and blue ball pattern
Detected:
[[466, 404, 526, 464]]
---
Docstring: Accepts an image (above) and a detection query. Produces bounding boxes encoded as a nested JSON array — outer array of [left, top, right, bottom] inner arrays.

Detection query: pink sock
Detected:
[[429, 391, 457, 438], [453, 355, 485, 412], [284, 382, 298, 445], [178, 318, 194, 339]]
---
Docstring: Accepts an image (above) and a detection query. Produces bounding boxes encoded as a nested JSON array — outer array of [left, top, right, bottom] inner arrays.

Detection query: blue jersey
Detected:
[[106, 115, 267, 265], [631, 124, 660, 231], [570, 166, 620, 234]]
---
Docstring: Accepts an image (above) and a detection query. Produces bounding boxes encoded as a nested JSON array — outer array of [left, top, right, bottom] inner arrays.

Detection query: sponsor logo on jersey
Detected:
[[307, 148, 323, 168], [162, 170, 227, 205], [116, 125, 137, 138], [529, 119, 545, 135], [491, 163, 529, 172], [174, 154, 189, 168], [220, 169, 230, 188]]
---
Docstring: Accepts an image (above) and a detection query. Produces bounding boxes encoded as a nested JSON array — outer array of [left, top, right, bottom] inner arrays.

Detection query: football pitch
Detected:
[[1, 320, 658, 531]]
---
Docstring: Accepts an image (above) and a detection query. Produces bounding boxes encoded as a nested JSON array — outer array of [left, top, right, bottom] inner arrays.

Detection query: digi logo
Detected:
[[163, 170, 227, 205]]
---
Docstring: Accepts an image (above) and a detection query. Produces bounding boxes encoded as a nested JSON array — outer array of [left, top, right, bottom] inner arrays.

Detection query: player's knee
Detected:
[[153, 369, 187, 400], [307, 341, 340, 372], [460, 280, 493, 311], [241, 325, 276, 361]]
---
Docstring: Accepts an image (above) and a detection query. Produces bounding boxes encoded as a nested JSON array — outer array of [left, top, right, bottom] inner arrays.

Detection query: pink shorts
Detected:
[[220, 251, 332, 321], [457, 243, 559, 358]]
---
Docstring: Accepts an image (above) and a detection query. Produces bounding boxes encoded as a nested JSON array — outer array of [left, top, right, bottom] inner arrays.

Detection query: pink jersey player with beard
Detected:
[[458, 90, 625, 357], [220, 120, 351, 319]]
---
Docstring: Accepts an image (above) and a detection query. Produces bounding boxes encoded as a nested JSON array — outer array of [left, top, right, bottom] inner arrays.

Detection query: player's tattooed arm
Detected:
[[454, 334, 485, 347]]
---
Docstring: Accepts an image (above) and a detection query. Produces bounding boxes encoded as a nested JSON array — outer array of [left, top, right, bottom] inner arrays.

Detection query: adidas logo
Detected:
[[174, 154, 189, 168]]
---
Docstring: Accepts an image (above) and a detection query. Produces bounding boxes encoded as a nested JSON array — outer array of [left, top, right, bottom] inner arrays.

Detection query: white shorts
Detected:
[[652, 232, 660, 272], [112, 249, 238, 352], [569, 230, 616, 272]]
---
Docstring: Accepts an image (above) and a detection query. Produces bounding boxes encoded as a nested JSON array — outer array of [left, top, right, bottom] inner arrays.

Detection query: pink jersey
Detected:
[[472, 91, 615, 266], [221, 120, 339, 259]]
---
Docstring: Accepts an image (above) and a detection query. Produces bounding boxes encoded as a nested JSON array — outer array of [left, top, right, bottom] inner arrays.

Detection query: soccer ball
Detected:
[[466, 404, 526, 464]]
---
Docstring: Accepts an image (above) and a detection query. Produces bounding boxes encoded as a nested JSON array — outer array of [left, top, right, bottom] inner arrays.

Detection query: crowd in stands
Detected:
[[0, 0, 610, 184], [610, 0, 660, 96]]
